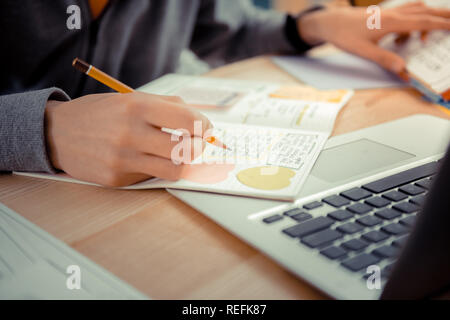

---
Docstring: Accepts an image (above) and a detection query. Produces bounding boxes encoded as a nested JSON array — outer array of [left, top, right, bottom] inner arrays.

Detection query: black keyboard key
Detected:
[[303, 201, 323, 210], [347, 203, 372, 214], [393, 202, 420, 213], [381, 223, 409, 236], [301, 229, 343, 248], [415, 178, 432, 190], [291, 212, 313, 222], [320, 246, 347, 260], [399, 215, 417, 228], [399, 184, 425, 196], [356, 215, 382, 227], [282, 216, 334, 238], [392, 236, 408, 247], [375, 208, 401, 220], [341, 239, 368, 251], [362, 162, 438, 193], [340, 187, 372, 201], [337, 222, 364, 234], [342, 253, 380, 272], [263, 214, 283, 224], [410, 195, 426, 206], [322, 195, 350, 208], [327, 209, 353, 221], [283, 208, 304, 217], [372, 245, 399, 258], [382, 190, 408, 202], [365, 196, 390, 208], [362, 230, 389, 243]]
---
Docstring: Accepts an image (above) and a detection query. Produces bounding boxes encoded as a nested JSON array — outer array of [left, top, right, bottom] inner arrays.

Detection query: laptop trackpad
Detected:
[[311, 138, 415, 183]]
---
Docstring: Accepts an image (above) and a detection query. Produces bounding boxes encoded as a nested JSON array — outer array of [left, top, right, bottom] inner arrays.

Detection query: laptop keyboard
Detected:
[[261, 160, 440, 282]]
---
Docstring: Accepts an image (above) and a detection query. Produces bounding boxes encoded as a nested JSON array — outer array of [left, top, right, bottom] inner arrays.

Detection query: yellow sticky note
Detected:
[[270, 85, 348, 103]]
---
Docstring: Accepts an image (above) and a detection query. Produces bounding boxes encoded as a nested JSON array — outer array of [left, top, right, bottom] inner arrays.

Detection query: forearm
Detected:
[[190, 0, 326, 67], [0, 88, 69, 173]]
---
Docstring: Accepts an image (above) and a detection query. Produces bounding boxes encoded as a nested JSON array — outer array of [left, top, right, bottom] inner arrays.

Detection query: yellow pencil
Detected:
[[72, 58, 134, 93], [437, 105, 450, 117], [72, 58, 229, 150]]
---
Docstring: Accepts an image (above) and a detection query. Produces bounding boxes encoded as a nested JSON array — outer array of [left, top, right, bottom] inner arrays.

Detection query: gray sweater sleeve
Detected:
[[0, 88, 70, 173], [190, 0, 295, 67]]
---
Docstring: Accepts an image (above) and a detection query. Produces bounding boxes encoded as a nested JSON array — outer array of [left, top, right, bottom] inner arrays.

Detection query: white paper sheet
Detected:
[[381, 0, 450, 95], [272, 53, 404, 90]]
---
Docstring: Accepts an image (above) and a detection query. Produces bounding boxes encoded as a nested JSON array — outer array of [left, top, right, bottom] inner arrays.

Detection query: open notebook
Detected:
[[381, 0, 450, 105], [15, 75, 353, 201]]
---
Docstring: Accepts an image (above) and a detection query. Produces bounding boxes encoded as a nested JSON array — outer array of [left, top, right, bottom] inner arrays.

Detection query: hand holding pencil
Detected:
[[44, 60, 217, 187], [72, 58, 229, 150]]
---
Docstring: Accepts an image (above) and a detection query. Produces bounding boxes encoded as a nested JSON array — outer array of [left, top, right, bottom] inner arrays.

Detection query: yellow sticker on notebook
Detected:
[[236, 166, 295, 190], [270, 85, 348, 103]]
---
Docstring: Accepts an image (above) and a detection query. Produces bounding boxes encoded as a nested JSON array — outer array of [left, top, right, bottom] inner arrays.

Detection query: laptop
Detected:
[[168, 114, 450, 299]]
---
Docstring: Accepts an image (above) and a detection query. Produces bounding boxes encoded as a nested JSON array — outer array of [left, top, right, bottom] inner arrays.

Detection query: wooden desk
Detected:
[[0, 56, 448, 299]]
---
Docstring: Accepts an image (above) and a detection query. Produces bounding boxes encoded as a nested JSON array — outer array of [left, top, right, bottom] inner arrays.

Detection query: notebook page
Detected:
[[137, 122, 330, 200], [140, 74, 353, 130], [222, 90, 352, 133], [381, 0, 450, 95]]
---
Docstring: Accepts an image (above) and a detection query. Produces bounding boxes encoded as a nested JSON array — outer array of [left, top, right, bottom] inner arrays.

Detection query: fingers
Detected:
[[396, 2, 450, 19], [390, 14, 450, 32], [396, 1, 425, 10], [129, 124, 183, 159], [159, 95, 186, 105], [395, 32, 410, 45], [126, 153, 188, 181], [421, 30, 429, 41], [384, 0, 450, 33], [394, 31, 428, 45], [154, 102, 212, 137], [123, 92, 212, 137], [97, 151, 187, 186], [385, 4, 450, 32], [129, 123, 206, 162], [92, 133, 204, 186], [338, 39, 406, 74]]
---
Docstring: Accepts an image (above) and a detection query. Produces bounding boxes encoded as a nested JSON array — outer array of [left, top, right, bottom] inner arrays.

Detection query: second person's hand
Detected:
[[297, 2, 450, 75]]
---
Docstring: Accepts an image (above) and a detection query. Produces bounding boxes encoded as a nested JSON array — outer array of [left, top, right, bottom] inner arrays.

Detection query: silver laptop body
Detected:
[[169, 114, 450, 299]]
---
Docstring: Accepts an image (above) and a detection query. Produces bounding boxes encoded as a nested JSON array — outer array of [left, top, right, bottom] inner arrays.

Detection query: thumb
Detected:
[[339, 40, 407, 77]]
